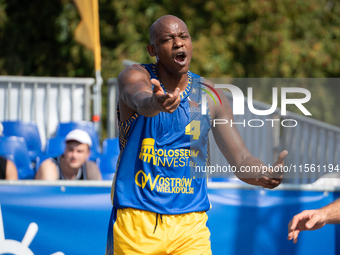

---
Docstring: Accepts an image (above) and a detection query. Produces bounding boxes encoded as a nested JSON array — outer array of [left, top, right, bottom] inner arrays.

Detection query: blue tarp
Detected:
[[0, 184, 338, 255]]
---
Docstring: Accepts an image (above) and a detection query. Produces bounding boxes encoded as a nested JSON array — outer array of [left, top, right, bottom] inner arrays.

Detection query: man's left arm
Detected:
[[85, 161, 102, 180], [206, 80, 288, 189]]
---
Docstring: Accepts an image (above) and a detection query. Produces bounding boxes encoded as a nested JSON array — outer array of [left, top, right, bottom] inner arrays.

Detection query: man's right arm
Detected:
[[5, 159, 18, 180], [323, 198, 340, 224], [34, 159, 58, 180], [118, 65, 181, 121], [85, 161, 102, 180]]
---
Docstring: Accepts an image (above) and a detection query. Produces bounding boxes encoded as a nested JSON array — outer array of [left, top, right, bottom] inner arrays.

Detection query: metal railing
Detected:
[[280, 111, 340, 184], [209, 89, 340, 184], [107, 78, 118, 138], [0, 76, 95, 146], [208, 90, 280, 179], [106, 79, 340, 184]]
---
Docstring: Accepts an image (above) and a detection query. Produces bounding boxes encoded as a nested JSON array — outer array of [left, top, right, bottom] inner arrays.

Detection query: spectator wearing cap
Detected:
[[35, 129, 102, 180], [0, 122, 18, 180]]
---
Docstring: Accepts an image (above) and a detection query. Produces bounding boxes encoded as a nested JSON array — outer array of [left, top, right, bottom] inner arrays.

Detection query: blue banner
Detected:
[[0, 184, 112, 255], [0, 183, 338, 255], [207, 188, 339, 255]]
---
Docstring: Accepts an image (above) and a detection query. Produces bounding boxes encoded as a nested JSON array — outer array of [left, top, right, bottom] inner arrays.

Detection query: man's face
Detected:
[[64, 141, 90, 169], [150, 17, 193, 74]]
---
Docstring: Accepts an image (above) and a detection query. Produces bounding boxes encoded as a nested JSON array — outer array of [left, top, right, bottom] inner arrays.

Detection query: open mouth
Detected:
[[174, 52, 187, 65]]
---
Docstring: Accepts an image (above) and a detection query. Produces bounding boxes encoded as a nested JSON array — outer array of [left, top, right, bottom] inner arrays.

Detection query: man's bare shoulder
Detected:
[[35, 158, 58, 180], [118, 64, 150, 85], [86, 160, 100, 170], [40, 158, 57, 166], [6, 159, 17, 171], [5, 159, 18, 180], [85, 160, 102, 180]]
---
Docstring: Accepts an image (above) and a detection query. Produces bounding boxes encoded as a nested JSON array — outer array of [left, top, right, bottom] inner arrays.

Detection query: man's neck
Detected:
[[156, 64, 189, 92]]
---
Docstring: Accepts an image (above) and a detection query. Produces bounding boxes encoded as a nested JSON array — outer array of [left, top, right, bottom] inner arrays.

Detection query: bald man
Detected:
[[106, 15, 288, 254]]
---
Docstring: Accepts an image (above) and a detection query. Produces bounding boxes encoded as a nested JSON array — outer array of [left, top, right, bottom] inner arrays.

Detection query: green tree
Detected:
[[0, 0, 93, 77]]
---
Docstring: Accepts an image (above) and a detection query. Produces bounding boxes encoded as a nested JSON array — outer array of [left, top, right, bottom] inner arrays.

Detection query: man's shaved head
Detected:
[[149, 15, 188, 44]]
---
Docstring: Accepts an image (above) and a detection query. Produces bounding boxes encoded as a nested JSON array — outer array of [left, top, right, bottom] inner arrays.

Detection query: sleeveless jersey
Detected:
[[111, 63, 212, 214], [0, 156, 7, 179]]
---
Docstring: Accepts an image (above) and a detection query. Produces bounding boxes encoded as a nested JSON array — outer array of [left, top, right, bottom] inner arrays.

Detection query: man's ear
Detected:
[[147, 44, 156, 57]]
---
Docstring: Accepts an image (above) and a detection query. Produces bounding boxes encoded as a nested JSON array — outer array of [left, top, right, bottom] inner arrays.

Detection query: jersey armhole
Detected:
[[117, 104, 139, 150], [117, 104, 139, 127]]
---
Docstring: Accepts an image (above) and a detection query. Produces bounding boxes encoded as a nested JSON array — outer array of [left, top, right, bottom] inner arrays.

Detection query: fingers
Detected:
[[287, 215, 302, 243], [265, 151, 288, 180], [256, 179, 280, 189], [256, 173, 281, 189], [287, 211, 322, 243], [288, 214, 303, 233], [256, 166, 282, 189], [151, 78, 161, 87], [152, 79, 165, 95], [163, 88, 181, 112], [287, 227, 300, 244], [151, 80, 181, 113], [276, 150, 288, 165], [287, 220, 294, 239], [305, 213, 321, 229], [293, 229, 300, 243]]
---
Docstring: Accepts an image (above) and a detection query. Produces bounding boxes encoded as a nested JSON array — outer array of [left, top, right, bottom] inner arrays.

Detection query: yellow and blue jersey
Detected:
[[111, 63, 212, 214]]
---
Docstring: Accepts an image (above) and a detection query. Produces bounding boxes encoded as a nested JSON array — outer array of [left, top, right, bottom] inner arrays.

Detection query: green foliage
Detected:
[[0, 0, 339, 128], [0, 0, 93, 76]]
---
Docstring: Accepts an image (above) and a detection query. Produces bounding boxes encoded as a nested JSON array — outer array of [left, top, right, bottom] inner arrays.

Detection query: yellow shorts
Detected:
[[106, 207, 212, 255]]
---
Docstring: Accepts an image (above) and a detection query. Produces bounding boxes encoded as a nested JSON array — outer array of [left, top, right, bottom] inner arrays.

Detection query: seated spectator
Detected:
[[0, 122, 18, 180], [35, 129, 102, 180], [0, 156, 18, 180]]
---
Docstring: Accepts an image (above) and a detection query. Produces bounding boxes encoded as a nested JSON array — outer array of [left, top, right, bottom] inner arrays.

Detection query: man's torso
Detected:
[[111, 63, 212, 214]]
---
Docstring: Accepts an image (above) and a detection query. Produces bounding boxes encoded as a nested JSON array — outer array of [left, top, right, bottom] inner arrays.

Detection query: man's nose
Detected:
[[71, 151, 78, 157], [173, 37, 183, 48]]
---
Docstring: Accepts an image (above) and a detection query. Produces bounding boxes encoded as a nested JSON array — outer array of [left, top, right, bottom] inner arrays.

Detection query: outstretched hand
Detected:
[[256, 150, 288, 189], [287, 210, 326, 243], [151, 78, 181, 113]]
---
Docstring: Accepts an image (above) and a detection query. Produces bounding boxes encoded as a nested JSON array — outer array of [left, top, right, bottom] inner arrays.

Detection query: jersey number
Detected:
[[185, 120, 200, 140]]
